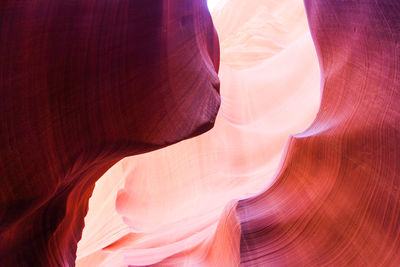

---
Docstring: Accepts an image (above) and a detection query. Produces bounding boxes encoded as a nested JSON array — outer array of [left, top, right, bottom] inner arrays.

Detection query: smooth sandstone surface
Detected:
[[238, 1, 400, 265], [1, 0, 400, 266], [0, 1, 220, 266], [77, 0, 321, 265]]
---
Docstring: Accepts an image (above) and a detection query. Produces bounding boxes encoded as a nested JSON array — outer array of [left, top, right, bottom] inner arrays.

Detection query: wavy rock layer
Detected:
[[79, 0, 400, 266], [77, 0, 321, 266], [238, 0, 400, 265], [0, 1, 220, 266]]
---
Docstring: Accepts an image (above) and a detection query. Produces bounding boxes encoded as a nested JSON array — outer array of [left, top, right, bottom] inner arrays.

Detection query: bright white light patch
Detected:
[[207, 0, 226, 11]]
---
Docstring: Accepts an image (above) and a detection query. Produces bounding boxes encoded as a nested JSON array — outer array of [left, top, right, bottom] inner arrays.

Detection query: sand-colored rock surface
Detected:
[[76, 0, 321, 265], [2, 0, 399, 265]]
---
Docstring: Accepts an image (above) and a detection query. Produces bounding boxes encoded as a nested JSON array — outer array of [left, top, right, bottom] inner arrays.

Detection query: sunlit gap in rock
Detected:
[[207, 0, 228, 11]]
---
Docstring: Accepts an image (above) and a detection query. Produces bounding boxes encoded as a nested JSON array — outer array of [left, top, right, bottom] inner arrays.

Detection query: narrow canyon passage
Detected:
[[1, 0, 399, 266], [76, 0, 321, 265]]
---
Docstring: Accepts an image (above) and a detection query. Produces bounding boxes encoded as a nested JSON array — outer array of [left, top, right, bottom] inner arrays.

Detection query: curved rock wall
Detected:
[[238, 1, 400, 265], [76, 0, 321, 265], [2, 0, 400, 266], [0, 0, 219, 266]]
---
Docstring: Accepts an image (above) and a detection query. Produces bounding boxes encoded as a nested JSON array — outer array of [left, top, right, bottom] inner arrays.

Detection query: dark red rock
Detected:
[[0, 0, 220, 266]]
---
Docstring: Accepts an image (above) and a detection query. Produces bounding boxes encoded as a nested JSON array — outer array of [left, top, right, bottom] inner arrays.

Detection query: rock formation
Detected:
[[0, 1, 219, 266], [1, 0, 400, 266]]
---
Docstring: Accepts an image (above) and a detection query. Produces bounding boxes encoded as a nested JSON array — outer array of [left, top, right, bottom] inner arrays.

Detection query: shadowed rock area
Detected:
[[0, 1, 220, 266]]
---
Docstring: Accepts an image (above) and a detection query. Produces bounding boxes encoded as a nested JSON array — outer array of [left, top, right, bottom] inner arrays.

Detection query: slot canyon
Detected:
[[0, 0, 399, 266]]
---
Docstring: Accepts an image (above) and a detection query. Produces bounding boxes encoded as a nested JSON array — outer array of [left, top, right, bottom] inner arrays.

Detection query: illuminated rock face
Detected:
[[2, 0, 400, 266], [0, 0, 219, 266], [76, 0, 321, 266], [238, 1, 400, 265], [77, 0, 400, 266]]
